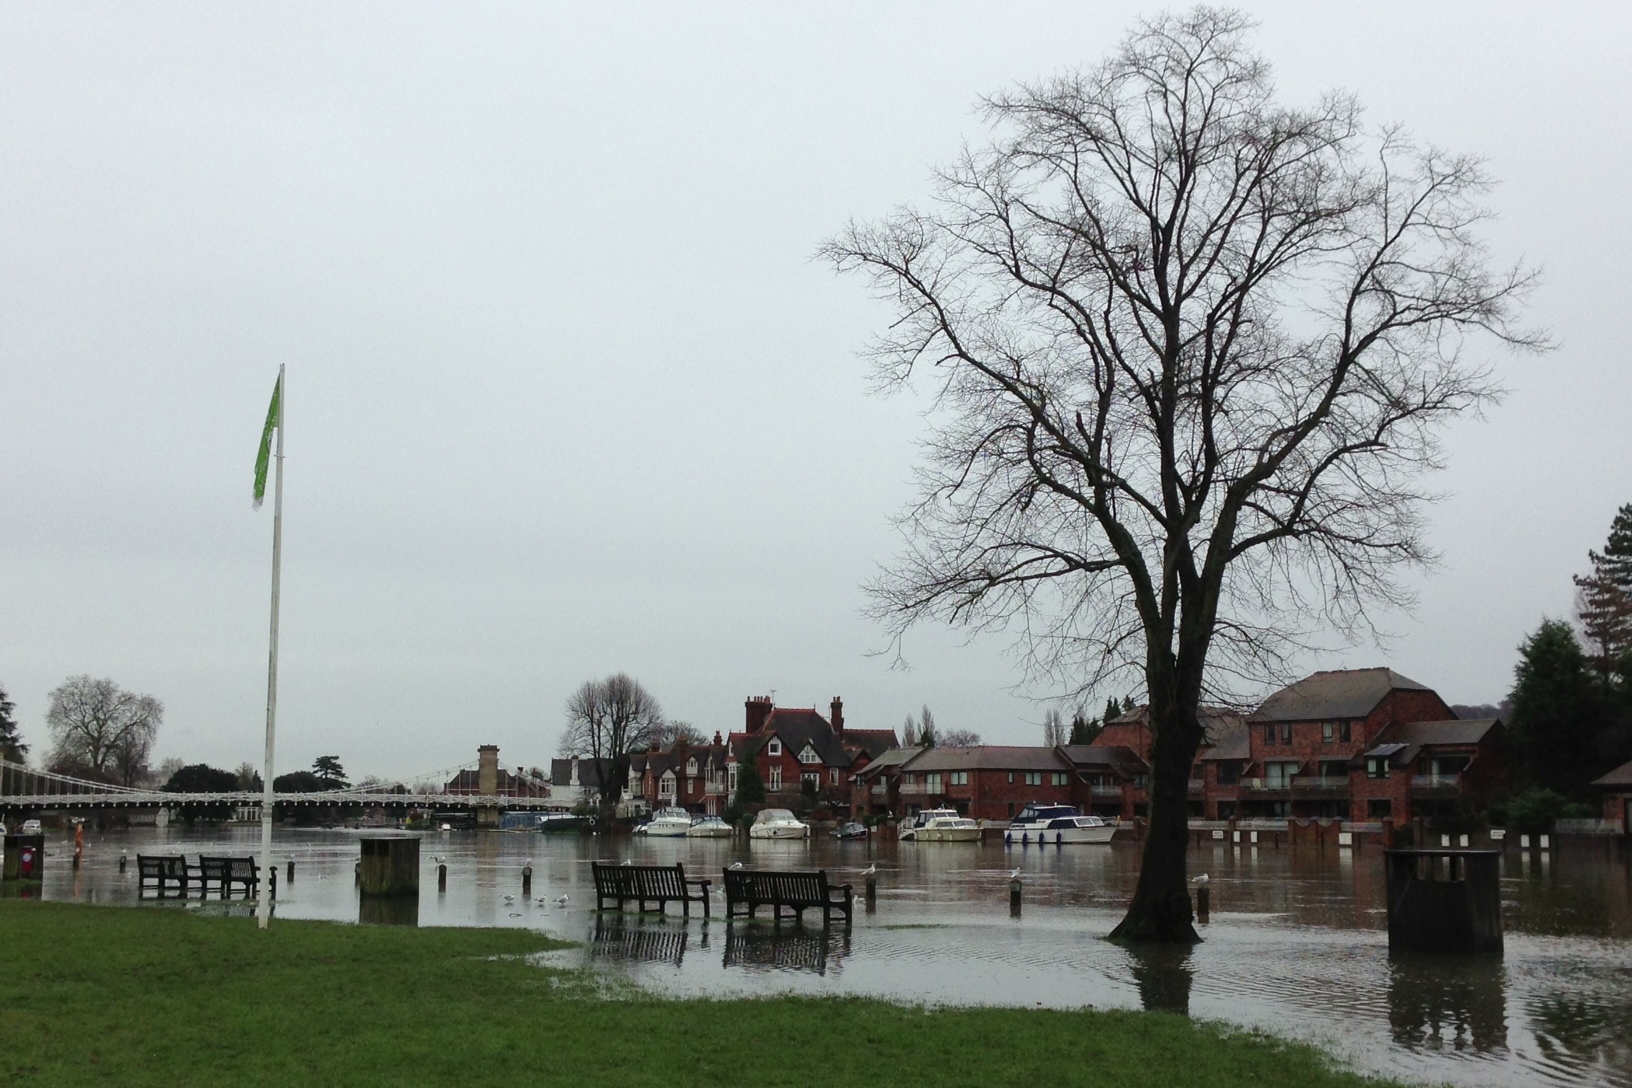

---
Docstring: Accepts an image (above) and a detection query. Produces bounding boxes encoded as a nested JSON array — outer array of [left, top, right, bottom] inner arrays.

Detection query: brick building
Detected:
[[880, 745, 1078, 822], [628, 734, 732, 815], [1593, 759, 1632, 832], [727, 697, 897, 813]]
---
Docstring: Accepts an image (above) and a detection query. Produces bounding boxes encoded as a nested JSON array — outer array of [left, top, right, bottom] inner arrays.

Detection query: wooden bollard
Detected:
[[1196, 886, 1210, 923], [287, 860, 294, 883], [521, 865, 533, 896], [1009, 877, 1022, 917], [437, 863, 447, 891], [354, 860, 361, 884], [864, 874, 877, 909], [269, 867, 278, 900], [118, 853, 127, 873]]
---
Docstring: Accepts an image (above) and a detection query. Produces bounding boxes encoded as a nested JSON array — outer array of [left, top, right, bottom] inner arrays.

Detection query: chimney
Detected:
[[712, 731, 723, 746], [830, 696, 845, 736], [745, 696, 773, 734]]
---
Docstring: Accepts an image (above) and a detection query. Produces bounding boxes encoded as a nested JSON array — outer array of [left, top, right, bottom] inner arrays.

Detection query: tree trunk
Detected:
[[1109, 696, 1203, 944]]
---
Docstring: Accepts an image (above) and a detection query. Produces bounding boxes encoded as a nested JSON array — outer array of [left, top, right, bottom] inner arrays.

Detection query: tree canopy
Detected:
[[163, 763, 240, 793], [0, 682, 25, 763], [45, 676, 163, 787], [557, 673, 664, 810]]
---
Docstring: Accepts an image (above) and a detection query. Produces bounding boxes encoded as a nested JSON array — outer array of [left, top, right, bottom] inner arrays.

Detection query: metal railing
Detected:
[[1290, 776, 1349, 790], [899, 781, 929, 795], [1411, 773, 1461, 789], [1240, 777, 1295, 791]]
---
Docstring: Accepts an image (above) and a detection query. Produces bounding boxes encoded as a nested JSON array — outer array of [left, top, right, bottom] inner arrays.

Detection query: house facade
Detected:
[[726, 696, 897, 814], [1592, 759, 1632, 832]]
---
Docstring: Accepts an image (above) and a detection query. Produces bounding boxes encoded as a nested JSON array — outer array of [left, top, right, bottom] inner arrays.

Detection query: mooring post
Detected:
[[1009, 877, 1022, 917], [521, 864, 533, 896], [118, 852, 128, 873], [864, 873, 877, 910], [1196, 886, 1210, 923], [268, 866, 277, 900], [287, 859, 294, 883], [437, 862, 447, 892]]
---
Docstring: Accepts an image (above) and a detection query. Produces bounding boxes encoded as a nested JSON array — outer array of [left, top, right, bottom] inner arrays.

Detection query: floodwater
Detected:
[[12, 825, 1632, 1088]]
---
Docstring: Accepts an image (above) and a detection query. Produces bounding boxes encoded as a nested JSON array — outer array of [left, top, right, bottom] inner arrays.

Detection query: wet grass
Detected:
[[0, 900, 1407, 1088]]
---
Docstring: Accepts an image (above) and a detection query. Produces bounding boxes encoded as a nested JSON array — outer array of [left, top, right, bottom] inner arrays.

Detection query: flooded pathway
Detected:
[[13, 826, 1632, 1087]]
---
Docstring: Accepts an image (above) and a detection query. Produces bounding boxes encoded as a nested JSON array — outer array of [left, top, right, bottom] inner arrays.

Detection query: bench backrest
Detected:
[[594, 861, 694, 900], [137, 855, 186, 878], [724, 868, 830, 901]]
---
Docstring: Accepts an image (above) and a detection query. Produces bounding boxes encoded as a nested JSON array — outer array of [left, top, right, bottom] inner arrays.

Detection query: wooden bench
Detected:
[[722, 867, 852, 927], [591, 861, 710, 917], [136, 854, 192, 897], [197, 856, 259, 898]]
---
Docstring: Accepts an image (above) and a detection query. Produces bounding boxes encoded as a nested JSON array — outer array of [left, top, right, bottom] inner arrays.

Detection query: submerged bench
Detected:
[[136, 854, 192, 896], [591, 861, 711, 917], [722, 867, 852, 927], [197, 856, 259, 898]]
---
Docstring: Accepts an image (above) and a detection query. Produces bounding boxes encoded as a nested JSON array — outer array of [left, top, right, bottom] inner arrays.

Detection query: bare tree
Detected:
[[901, 713, 920, 746], [45, 675, 164, 787], [824, 9, 1540, 941], [652, 720, 707, 748], [557, 673, 663, 812], [940, 728, 983, 746], [1042, 709, 1067, 748]]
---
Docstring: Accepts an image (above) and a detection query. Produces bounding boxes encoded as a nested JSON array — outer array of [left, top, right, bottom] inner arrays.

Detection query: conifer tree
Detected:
[[0, 682, 25, 763], [1575, 503, 1632, 669]]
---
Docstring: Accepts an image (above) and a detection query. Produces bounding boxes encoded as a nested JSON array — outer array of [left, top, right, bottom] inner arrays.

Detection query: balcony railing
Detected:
[[1290, 776, 1349, 791], [899, 781, 928, 795], [704, 783, 726, 796], [1089, 785, 1123, 799], [1240, 778, 1294, 792], [1187, 780, 1204, 794], [870, 784, 888, 797], [1411, 773, 1462, 790]]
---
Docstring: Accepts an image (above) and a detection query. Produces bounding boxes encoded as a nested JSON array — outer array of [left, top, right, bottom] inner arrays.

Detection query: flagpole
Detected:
[[257, 364, 285, 930]]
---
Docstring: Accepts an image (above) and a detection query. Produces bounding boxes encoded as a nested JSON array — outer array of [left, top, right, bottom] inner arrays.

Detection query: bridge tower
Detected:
[[477, 745, 500, 828]]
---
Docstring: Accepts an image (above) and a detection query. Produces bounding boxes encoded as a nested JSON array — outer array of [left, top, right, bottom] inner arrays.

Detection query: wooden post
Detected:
[[437, 862, 447, 891], [286, 859, 294, 883], [118, 853, 127, 873], [1009, 877, 1022, 917], [268, 866, 277, 900], [1196, 886, 1210, 923], [864, 874, 877, 910], [359, 836, 420, 897], [522, 864, 533, 897]]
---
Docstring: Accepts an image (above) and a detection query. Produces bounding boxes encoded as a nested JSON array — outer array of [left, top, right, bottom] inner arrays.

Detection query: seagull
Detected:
[[554, 894, 569, 907], [621, 859, 633, 867], [862, 863, 877, 877], [508, 912, 522, 918], [502, 894, 515, 903], [1009, 868, 1021, 879], [729, 861, 744, 870], [1191, 873, 1210, 885]]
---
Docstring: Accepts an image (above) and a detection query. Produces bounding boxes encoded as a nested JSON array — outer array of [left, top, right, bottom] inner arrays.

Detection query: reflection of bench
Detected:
[[724, 926, 849, 974], [590, 915, 690, 966], [197, 856, 259, 898], [137, 854, 191, 896], [591, 862, 710, 917], [722, 868, 852, 927]]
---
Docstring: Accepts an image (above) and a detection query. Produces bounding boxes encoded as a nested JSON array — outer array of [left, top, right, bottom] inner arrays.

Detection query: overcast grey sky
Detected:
[[2, 2, 1627, 780]]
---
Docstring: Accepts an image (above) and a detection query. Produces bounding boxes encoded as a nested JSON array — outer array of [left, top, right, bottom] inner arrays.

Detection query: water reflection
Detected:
[[1124, 943, 1194, 1015], [1387, 953, 1507, 1052], [590, 915, 690, 966], [358, 895, 420, 927], [723, 924, 850, 976]]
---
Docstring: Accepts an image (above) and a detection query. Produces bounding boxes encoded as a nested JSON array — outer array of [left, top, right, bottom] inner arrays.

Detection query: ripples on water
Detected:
[[12, 826, 1632, 1088]]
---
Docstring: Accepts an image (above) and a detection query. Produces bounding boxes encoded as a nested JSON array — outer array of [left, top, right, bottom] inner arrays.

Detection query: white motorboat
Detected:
[[747, 808, 809, 840], [899, 807, 980, 842], [1004, 804, 1115, 845], [640, 807, 694, 837], [685, 815, 734, 838]]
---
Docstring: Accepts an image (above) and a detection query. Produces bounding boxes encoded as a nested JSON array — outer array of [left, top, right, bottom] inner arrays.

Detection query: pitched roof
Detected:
[[1361, 719, 1501, 766], [1200, 717, 1252, 761], [1102, 705, 1247, 745], [901, 745, 1071, 773], [852, 746, 919, 780], [733, 707, 852, 768], [842, 729, 900, 760], [1593, 759, 1632, 788], [1056, 744, 1148, 778], [1250, 668, 1432, 722]]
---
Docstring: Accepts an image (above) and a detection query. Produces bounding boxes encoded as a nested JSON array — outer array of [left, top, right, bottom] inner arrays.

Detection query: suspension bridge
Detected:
[[0, 758, 557, 817]]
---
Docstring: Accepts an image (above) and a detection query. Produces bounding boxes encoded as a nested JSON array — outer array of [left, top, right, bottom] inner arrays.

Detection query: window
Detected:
[[1265, 762, 1296, 788], [1367, 799, 1393, 819], [1281, 723, 1293, 745], [926, 773, 943, 792], [658, 775, 675, 799], [687, 758, 698, 775], [1216, 762, 1240, 785], [1051, 772, 1068, 786], [769, 766, 782, 791], [1322, 722, 1334, 743], [1023, 771, 1042, 786], [728, 765, 738, 792], [799, 744, 821, 765], [1340, 722, 1351, 743], [1007, 772, 1014, 784], [1366, 758, 1388, 779], [802, 772, 819, 789], [767, 739, 782, 757], [949, 771, 969, 786], [830, 768, 840, 785]]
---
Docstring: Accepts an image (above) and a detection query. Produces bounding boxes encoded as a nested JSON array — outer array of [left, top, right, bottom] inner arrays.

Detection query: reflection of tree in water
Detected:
[[589, 915, 688, 966], [723, 924, 850, 976], [1387, 954, 1506, 1052], [1528, 993, 1632, 1082], [1124, 943, 1194, 1016]]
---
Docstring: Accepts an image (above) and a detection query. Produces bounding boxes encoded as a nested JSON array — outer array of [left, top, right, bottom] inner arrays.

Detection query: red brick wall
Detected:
[[1095, 722, 1152, 761]]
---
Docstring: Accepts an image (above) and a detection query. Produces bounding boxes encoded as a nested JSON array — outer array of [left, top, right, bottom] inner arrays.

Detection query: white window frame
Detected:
[[658, 773, 676, 799], [728, 764, 738, 791], [687, 758, 698, 775], [769, 766, 782, 791], [799, 744, 821, 765], [926, 772, 943, 792], [767, 738, 782, 757]]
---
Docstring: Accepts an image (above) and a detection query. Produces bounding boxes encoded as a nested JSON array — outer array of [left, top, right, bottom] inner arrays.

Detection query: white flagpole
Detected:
[[257, 364, 285, 929]]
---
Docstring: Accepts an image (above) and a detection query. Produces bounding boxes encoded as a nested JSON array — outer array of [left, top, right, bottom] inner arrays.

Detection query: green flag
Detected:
[[252, 372, 282, 510]]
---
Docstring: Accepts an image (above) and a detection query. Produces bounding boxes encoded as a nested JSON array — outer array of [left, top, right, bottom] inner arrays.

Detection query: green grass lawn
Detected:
[[0, 900, 1405, 1088]]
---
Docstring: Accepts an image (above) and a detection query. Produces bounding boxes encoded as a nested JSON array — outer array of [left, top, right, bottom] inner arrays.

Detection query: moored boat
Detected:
[[1003, 803, 1114, 845], [641, 807, 694, 837], [747, 808, 809, 840], [685, 815, 734, 838], [899, 807, 980, 842], [832, 820, 869, 840]]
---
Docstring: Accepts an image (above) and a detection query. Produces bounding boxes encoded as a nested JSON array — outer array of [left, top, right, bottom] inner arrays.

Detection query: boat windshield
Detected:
[[754, 809, 797, 823], [1014, 804, 1081, 823]]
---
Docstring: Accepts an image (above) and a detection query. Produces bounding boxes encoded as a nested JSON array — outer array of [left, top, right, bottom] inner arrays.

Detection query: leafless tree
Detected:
[[557, 673, 664, 811], [902, 713, 920, 746], [940, 728, 983, 746], [45, 675, 164, 787], [1042, 709, 1067, 748], [823, 8, 1542, 941], [653, 720, 707, 748]]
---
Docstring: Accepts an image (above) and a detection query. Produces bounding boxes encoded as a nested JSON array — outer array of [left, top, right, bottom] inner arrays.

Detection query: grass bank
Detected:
[[0, 901, 1401, 1088]]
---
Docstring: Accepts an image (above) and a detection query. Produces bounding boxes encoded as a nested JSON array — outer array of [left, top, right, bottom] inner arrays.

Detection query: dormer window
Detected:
[[687, 758, 698, 775], [767, 738, 782, 757], [799, 744, 821, 765]]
